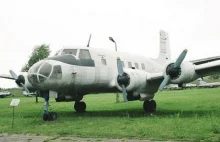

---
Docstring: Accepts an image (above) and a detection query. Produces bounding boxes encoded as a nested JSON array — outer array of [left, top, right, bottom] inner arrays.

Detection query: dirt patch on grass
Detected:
[[0, 133, 160, 142]]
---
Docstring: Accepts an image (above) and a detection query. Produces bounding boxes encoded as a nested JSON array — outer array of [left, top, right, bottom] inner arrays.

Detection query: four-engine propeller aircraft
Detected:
[[1, 30, 220, 121]]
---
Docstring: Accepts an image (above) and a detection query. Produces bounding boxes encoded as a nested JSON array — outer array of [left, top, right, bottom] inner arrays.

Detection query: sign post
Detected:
[[10, 99, 20, 128]]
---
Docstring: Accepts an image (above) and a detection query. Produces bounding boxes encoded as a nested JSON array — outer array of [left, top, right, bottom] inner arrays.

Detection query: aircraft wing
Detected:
[[147, 72, 164, 81], [190, 55, 220, 65], [193, 58, 220, 77], [0, 74, 15, 80]]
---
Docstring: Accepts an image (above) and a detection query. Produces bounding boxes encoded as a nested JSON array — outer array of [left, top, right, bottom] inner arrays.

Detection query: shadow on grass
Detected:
[[57, 108, 220, 118]]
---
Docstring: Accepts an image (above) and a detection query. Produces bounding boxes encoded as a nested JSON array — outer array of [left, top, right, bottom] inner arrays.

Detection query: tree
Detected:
[[21, 44, 51, 72], [21, 44, 50, 103]]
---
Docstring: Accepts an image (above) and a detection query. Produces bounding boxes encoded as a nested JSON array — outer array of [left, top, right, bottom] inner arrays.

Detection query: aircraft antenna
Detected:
[[87, 34, 92, 47]]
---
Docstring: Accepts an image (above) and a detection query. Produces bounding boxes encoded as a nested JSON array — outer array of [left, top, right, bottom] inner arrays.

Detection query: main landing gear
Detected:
[[143, 100, 156, 113], [41, 91, 57, 121], [74, 101, 86, 112]]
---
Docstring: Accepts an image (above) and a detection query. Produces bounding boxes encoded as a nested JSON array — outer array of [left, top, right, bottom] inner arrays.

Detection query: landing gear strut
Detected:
[[42, 90, 57, 121], [74, 101, 86, 112], [143, 100, 156, 113]]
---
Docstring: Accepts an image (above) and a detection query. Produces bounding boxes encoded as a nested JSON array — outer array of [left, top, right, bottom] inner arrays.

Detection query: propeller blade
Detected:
[[21, 83, 29, 93], [9, 70, 18, 80], [159, 76, 170, 90], [174, 49, 188, 68], [117, 57, 124, 76], [121, 85, 128, 102]]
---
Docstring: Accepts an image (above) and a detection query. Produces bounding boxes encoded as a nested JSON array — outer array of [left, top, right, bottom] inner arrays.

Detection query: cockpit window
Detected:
[[39, 63, 52, 77], [79, 49, 91, 59], [29, 61, 44, 73], [61, 49, 77, 56], [50, 65, 62, 79]]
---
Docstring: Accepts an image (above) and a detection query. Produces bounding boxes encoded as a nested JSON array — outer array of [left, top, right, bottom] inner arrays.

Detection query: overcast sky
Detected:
[[0, 0, 220, 88]]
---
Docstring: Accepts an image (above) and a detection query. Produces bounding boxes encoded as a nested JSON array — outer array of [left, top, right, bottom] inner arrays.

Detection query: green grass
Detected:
[[1, 88, 220, 141]]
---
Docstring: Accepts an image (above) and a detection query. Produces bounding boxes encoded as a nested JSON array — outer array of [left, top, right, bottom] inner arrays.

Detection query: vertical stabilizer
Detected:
[[157, 30, 171, 64]]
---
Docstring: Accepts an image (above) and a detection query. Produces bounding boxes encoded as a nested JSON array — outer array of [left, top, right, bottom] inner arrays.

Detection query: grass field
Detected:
[[1, 88, 220, 141]]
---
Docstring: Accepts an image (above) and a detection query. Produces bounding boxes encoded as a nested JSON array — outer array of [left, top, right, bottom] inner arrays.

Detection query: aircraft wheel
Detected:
[[43, 113, 49, 121], [50, 112, 58, 120], [143, 100, 156, 113], [43, 112, 57, 121], [74, 101, 86, 112]]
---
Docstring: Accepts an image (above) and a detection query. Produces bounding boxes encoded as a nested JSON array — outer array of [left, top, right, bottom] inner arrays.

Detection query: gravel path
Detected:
[[0, 133, 159, 142]]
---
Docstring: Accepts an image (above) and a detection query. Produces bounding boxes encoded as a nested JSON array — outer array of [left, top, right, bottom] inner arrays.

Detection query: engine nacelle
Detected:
[[167, 61, 199, 84], [116, 69, 147, 92], [17, 72, 35, 91]]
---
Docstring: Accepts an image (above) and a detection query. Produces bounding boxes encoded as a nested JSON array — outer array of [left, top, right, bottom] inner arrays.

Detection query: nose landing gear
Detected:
[[41, 90, 58, 121], [43, 112, 57, 121]]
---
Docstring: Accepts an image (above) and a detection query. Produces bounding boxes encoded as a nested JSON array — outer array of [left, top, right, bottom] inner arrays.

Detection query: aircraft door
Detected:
[[95, 56, 108, 85], [94, 67, 100, 84]]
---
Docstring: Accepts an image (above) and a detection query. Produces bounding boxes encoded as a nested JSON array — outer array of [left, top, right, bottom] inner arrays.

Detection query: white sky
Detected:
[[0, 0, 220, 88]]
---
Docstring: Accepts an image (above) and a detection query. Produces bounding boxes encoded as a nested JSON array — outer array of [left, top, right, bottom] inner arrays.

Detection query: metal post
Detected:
[[109, 37, 120, 103], [12, 106, 14, 128]]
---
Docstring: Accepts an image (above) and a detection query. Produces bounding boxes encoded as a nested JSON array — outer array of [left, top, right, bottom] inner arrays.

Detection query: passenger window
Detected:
[[128, 62, 132, 68], [101, 58, 107, 65], [135, 63, 139, 69], [61, 49, 78, 56], [141, 63, 145, 70], [121, 61, 125, 67], [50, 65, 62, 79], [79, 49, 92, 59]]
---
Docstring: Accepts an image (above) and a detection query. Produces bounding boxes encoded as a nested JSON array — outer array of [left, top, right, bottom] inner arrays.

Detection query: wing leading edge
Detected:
[[194, 60, 220, 77], [0, 74, 15, 80]]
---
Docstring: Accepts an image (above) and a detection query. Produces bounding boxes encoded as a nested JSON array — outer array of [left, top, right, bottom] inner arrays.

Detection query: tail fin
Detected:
[[197, 78, 207, 85], [156, 30, 171, 64]]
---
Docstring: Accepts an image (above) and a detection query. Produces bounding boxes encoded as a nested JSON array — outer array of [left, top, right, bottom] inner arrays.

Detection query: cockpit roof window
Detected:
[[79, 49, 91, 59], [29, 61, 44, 74], [61, 49, 77, 56]]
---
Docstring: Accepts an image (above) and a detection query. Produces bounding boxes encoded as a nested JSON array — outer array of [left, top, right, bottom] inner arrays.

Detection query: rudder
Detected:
[[156, 30, 171, 64]]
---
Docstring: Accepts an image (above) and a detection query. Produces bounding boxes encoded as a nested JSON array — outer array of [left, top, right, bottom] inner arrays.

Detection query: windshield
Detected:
[[61, 49, 78, 56]]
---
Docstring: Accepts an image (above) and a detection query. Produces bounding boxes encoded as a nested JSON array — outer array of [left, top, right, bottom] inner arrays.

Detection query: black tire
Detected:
[[43, 113, 49, 121], [50, 112, 58, 120], [74, 101, 86, 112], [143, 100, 156, 113]]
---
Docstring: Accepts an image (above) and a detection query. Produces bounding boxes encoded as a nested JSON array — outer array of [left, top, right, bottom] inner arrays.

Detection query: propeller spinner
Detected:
[[159, 49, 188, 90], [9, 70, 29, 93]]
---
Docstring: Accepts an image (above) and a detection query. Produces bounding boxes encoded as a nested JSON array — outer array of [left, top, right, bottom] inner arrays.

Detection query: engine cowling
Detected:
[[165, 61, 199, 84], [116, 69, 147, 92], [17, 72, 35, 91]]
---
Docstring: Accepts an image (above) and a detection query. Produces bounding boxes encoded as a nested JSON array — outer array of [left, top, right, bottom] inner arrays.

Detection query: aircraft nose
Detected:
[[27, 61, 52, 84]]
